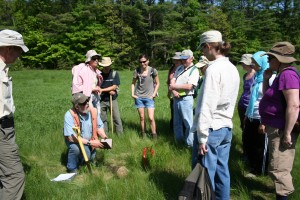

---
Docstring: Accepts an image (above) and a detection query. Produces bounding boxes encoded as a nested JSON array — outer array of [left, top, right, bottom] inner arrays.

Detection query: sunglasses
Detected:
[[91, 56, 101, 61], [139, 60, 147, 64], [200, 43, 207, 51], [79, 99, 89, 106], [268, 55, 276, 62]]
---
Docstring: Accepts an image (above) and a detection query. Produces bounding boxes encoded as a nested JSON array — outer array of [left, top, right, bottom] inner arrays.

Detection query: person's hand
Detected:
[[263, 69, 273, 80], [169, 84, 175, 90], [199, 143, 208, 155], [282, 134, 292, 148], [132, 94, 138, 99], [93, 86, 101, 94], [109, 90, 116, 96], [258, 124, 265, 134], [90, 139, 104, 149], [98, 131, 108, 139], [172, 90, 180, 98], [91, 135, 98, 141]]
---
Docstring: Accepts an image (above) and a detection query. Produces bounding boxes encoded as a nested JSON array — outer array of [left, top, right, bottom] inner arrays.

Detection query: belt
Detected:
[[179, 95, 193, 98], [0, 116, 14, 128]]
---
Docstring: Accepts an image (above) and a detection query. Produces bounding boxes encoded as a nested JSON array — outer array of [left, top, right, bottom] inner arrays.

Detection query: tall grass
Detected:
[[10, 68, 299, 200]]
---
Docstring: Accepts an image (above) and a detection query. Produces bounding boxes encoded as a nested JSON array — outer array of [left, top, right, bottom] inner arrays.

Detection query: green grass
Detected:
[[10, 68, 300, 200]]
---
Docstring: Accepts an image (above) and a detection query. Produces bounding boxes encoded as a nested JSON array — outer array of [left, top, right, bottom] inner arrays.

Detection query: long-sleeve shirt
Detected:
[[72, 63, 103, 97], [191, 57, 240, 144], [0, 60, 14, 118]]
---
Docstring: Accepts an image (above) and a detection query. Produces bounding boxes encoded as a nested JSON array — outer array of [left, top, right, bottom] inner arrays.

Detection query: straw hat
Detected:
[[99, 57, 113, 67]]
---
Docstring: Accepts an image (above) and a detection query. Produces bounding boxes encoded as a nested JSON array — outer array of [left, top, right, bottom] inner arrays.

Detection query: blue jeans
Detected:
[[173, 96, 194, 146], [192, 128, 232, 200], [66, 142, 96, 171]]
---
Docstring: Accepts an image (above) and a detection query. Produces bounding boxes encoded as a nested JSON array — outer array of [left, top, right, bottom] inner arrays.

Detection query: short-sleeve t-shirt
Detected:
[[133, 66, 158, 99], [174, 65, 200, 96], [101, 70, 120, 101], [64, 110, 104, 140], [259, 67, 300, 129]]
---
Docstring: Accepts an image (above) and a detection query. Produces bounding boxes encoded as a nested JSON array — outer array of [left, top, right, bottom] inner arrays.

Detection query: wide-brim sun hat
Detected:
[[85, 50, 101, 63], [239, 54, 253, 65], [0, 29, 29, 52], [195, 56, 209, 68], [99, 57, 113, 67], [262, 41, 297, 64]]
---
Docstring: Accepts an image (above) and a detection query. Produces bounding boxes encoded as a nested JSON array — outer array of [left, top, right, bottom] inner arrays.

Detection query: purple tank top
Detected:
[[238, 73, 254, 108]]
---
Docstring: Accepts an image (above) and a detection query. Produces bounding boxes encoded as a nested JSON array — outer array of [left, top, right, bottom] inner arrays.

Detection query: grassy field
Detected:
[[10, 68, 300, 200]]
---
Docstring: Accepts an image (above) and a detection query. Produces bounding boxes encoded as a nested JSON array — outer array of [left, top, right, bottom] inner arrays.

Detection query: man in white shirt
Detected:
[[169, 50, 199, 147], [191, 30, 240, 200], [0, 29, 29, 200]]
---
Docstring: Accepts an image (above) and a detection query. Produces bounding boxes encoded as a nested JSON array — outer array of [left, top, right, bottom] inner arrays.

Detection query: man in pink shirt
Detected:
[[72, 50, 103, 115]]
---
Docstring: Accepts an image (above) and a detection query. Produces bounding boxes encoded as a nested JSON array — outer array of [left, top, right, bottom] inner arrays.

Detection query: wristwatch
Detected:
[[87, 141, 91, 146]]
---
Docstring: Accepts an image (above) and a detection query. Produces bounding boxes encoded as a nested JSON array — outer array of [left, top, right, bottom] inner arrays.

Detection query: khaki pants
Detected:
[[266, 125, 299, 196], [0, 125, 25, 200]]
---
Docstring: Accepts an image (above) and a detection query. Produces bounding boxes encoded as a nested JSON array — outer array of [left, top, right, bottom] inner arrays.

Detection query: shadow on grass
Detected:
[[230, 133, 274, 199], [60, 149, 68, 167], [149, 169, 185, 200]]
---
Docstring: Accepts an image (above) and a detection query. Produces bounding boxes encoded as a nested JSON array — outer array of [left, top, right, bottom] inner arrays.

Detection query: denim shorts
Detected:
[[135, 97, 155, 108]]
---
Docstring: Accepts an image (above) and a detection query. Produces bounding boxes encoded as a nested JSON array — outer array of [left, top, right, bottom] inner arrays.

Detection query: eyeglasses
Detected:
[[91, 56, 101, 61], [79, 99, 89, 106], [139, 60, 147, 64], [200, 43, 207, 51], [268, 56, 276, 62]]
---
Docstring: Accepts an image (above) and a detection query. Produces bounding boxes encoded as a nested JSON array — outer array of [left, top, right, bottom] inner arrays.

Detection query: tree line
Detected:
[[1, 0, 300, 70]]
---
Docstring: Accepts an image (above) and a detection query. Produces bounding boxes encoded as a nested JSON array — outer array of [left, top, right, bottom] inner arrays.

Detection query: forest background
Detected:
[[1, 0, 300, 70]]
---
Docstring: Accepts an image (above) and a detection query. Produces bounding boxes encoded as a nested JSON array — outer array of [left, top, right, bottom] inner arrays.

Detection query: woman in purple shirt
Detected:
[[259, 42, 299, 200], [238, 54, 255, 130]]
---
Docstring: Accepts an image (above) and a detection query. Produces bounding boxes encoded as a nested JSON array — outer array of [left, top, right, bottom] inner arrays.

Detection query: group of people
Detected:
[[167, 31, 299, 200], [0, 27, 298, 200], [189, 32, 298, 200]]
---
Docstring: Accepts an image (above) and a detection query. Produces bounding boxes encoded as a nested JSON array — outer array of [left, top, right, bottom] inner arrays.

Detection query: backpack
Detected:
[[135, 66, 158, 97], [189, 66, 202, 99], [178, 162, 216, 200], [278, 67, 300, 133], [69, 107, 98, 139]]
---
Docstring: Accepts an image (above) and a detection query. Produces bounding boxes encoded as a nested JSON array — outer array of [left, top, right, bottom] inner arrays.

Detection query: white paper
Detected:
[[51, 173, 76, 182]]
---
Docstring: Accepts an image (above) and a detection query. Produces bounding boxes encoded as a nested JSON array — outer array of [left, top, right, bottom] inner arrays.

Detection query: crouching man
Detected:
[[63, 93, 108, 173]]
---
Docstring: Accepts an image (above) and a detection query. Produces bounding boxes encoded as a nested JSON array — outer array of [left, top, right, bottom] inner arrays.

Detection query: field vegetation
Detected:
[[12, 68, 299, 200]]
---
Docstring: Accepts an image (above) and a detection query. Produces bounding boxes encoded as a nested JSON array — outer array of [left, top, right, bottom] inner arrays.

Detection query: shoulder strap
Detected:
[[136, 67, 141, 75], [112, 70, 116, 79], [279, 67, 300, 78], [90, 107, 98, 139], [69, 108, 98, 139], [70, 108, 80, 128], [188, 65, 197, 76]]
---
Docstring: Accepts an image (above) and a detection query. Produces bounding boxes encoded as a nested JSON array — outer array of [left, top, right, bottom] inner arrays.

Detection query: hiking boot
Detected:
[[67, 168, 78, 174], [141, 132, 146, 138], [151, 133, 157, 140]]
